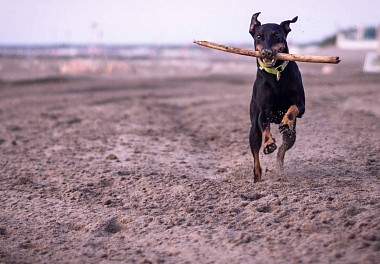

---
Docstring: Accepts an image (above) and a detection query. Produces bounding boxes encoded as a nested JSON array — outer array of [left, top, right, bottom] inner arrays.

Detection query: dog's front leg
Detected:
[[277, 105, 299, 171], [279, 105, 299, 133], [258, 111, 277, 155]]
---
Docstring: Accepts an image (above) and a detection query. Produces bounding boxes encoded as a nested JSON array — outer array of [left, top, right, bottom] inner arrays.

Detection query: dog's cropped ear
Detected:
[[280, 16, 298, 36], [249, 12, 261, 35]]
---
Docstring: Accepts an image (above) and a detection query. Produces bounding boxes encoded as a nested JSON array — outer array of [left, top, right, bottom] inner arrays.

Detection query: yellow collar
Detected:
[[258, 60, 288, 81]]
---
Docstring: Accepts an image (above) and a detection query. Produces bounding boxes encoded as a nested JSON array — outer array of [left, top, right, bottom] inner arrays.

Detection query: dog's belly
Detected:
[[269, 109, 286, 124]]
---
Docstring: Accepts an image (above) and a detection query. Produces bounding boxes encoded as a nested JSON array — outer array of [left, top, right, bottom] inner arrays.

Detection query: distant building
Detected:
[[337, 26, 379, 50]]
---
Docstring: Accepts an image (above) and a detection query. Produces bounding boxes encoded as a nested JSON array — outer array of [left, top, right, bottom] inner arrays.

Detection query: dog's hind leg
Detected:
[[277, 120, 296, 171], [249, 123, 262, 182]]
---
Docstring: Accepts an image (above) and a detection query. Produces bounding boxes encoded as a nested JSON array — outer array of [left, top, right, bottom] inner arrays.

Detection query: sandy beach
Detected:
[[0, 47, 379, 263]]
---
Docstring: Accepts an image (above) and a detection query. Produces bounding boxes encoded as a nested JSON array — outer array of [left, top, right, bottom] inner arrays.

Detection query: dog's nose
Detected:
[[261, 49, 273, 58]]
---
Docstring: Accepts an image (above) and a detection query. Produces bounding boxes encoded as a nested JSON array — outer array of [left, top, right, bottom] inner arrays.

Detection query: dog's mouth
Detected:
[[260, 58, 277, 67]]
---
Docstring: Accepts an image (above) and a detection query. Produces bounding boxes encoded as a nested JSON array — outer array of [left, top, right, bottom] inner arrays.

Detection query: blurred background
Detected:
[[0, 0, 379, 80]]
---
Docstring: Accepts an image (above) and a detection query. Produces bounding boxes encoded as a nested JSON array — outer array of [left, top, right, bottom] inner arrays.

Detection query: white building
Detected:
[[337, 26, 379, 50]]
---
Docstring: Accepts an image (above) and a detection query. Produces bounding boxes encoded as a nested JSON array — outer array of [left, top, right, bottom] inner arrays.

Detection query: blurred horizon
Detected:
[[1, 0, 379, 46]]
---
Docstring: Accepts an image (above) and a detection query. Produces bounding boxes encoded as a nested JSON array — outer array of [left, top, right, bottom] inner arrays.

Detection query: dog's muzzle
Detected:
[[260, 49, 276, 67]]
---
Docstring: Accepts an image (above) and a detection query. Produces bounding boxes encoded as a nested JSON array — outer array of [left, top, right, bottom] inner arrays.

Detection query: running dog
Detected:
[[248, 12, 305, 182]]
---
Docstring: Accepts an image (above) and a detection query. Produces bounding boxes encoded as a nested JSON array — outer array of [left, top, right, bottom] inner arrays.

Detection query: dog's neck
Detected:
[[257, 60, 289, 81]]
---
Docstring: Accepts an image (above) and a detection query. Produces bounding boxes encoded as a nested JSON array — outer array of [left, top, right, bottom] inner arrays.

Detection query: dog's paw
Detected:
[[254, 166, 262, 183], [263, 142, 277, 155], [279, 121, 295, 134], [279, 122, 290, 133], [279, 112, 297, 134]]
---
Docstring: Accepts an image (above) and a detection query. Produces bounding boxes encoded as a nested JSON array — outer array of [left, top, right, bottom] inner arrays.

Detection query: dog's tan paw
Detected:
[[279, 106, 298, 133], [279, 118, 295, 134], [263, 139, 277, 155]]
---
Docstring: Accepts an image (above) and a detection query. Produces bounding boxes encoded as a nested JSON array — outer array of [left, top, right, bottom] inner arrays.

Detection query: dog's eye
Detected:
[[256, 35, 262, 40], [274, 33, 280, 39]]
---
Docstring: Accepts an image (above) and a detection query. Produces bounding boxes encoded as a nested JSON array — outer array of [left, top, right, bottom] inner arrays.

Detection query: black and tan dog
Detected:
[[249, 12, 305, 182]]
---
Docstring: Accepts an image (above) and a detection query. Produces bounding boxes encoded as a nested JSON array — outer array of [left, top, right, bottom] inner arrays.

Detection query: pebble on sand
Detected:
[[106, 154, 118, 160]]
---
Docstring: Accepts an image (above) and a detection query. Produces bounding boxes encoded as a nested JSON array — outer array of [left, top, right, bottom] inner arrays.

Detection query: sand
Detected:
[[0, 48, 379, 263]]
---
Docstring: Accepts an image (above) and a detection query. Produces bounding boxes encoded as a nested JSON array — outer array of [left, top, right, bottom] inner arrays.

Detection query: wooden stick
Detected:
[[193, 40, 340, 64]]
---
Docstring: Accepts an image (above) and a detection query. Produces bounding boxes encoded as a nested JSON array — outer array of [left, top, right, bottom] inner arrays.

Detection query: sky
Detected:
[[1, 0, 379, 45]]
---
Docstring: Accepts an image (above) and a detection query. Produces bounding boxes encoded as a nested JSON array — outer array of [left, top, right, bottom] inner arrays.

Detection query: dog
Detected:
[[248, 12, 305, 182]]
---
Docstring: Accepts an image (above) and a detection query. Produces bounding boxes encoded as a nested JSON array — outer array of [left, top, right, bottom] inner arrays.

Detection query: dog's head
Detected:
[[249, 12, 297, 67]]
